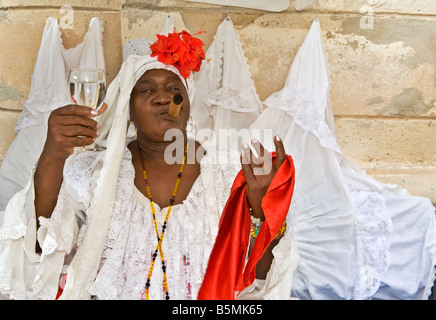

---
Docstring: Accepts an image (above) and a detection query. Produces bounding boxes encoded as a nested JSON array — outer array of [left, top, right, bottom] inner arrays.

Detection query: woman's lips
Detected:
[[159, 107, 180, 120]]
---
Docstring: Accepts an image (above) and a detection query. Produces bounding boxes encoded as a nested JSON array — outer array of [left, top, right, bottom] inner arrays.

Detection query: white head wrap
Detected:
[[133, 57, 195, 104], [60, 53, 195, 299]]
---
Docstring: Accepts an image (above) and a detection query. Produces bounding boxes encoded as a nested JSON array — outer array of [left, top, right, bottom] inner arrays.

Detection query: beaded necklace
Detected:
[[138, 143, 188, 300]]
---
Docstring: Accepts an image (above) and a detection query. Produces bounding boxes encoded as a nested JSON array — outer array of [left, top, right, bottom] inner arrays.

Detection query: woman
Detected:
[[0, 31, 298, 300]]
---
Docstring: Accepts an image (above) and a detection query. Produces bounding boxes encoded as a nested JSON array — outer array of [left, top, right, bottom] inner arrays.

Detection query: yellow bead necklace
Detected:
[[138, 143, 188, 300]]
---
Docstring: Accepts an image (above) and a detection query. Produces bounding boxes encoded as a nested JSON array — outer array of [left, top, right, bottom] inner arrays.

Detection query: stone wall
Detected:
[[1, 0, 435, 203]]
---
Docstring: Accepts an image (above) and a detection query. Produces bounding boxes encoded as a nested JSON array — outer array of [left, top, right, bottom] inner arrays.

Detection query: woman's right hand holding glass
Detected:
[[34, 103, 107, 232], [43, 103, 107, 161]]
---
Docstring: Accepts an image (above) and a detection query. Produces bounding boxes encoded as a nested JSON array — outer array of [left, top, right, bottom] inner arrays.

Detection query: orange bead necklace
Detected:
[[138, 143, 188, 300]]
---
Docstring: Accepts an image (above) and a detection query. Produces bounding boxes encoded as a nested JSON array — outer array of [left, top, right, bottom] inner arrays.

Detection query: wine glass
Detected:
[[68, 68, 107, 151]]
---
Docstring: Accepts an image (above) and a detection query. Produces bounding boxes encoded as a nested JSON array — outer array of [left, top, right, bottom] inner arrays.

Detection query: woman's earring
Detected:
[[186, 116, 196, 140], [186, 116, 194, 133]]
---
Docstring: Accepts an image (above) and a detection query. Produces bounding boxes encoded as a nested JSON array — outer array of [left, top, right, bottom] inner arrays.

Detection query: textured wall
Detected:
[[0, 0, 123, 164], [1, 0, 435, 203]]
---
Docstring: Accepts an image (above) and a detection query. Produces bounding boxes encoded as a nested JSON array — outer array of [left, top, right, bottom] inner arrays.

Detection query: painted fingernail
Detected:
[[276, 135, 281, 141]]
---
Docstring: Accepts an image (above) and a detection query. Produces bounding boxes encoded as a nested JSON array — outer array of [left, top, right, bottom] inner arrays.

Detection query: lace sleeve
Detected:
[[0, 151, 98, 300], [237, 229, 299, 300], [0, 168, 73, 299]]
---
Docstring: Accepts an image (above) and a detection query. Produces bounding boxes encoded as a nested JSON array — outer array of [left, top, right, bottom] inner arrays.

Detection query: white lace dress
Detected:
[[0, 145, 298, 300]]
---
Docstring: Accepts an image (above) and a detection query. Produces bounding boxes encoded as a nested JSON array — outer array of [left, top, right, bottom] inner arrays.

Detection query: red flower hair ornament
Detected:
[[150, 30, 205, 79]]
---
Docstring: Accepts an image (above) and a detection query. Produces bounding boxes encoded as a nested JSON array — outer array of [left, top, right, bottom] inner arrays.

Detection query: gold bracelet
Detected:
[[274, 221, 287, 240], [250, 215, 287, 239]]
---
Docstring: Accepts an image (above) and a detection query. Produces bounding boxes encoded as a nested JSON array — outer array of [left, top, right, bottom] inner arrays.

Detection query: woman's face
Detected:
[[130, 69, 190, 142]]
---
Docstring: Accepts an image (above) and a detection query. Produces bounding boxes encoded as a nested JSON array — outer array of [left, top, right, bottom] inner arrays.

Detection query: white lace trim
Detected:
[[64, 151, 105, 208], [350, 189, 393, 300], [204, 87, 261, 113], [264, 85, 341, 154], [264, 230, 299, 299], [201, 17, 262, 115], [425, 265, 436, 300], [0, 215, 27, 242], [237, 229, 299, 300], [15, 84, 72, 132]]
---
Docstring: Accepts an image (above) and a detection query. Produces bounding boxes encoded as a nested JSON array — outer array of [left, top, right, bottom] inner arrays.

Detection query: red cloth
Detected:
[[56, 273, 67, 300], [197, 152, 295, 300]]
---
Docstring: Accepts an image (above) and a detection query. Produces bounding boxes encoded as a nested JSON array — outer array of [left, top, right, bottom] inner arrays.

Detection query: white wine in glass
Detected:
[[69, 68, 106, 110], [68, 68, 107, 150]]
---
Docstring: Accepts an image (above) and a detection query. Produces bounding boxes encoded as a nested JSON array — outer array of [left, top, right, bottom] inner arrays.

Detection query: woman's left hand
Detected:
[[240, 135, 287, 220]]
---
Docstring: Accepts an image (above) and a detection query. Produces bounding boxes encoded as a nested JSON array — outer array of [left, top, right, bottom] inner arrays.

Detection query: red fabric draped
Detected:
[[197, 152, 295, 300]]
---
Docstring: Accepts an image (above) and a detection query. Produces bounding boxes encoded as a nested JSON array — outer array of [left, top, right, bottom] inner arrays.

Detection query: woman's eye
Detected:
[[140, 88, 153, 94], [168, 86, 181, 92]]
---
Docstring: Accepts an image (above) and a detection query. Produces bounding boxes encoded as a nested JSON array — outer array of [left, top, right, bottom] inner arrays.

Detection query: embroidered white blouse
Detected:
[[0, 145, 298, 300]]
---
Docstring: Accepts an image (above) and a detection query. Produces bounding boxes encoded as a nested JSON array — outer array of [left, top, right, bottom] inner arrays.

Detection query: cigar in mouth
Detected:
[[168, 94, 183, 118]]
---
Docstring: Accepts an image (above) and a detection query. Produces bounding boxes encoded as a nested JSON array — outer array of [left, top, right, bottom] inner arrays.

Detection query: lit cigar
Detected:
[[168, 94, 183, 118]]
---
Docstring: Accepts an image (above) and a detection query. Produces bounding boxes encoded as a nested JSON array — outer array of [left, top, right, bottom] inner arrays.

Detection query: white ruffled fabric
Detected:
[[250, 18, 436, 300], [0, 143, 298, 300], [16, 17, 105, 132], [191, 17, 262, 137], [0, 17, 105, 211]]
